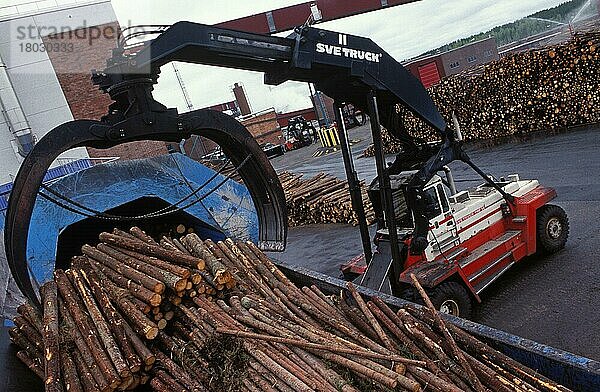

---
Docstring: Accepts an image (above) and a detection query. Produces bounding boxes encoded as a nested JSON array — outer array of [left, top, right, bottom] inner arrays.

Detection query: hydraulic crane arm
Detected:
[[98, 21, 447, 136]]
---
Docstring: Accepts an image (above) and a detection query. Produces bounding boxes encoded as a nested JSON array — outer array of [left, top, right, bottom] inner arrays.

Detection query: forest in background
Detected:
[[421, 0, 590, 56]]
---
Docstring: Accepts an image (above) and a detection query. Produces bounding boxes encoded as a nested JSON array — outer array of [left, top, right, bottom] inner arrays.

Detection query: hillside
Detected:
[[422, 0, 588, 56]]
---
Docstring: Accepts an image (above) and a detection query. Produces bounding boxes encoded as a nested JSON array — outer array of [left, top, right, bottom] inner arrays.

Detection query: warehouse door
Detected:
[[417, 62, 441, 88]]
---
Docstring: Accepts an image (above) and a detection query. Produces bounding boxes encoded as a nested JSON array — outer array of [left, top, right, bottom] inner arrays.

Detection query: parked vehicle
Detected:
[[261, 142, 285, 159], [285, 116, 316, 150]]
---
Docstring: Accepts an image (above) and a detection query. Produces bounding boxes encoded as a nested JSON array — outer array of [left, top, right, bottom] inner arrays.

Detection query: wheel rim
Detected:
[[546, 217, 562, 239], [439, 299, 460, 316]]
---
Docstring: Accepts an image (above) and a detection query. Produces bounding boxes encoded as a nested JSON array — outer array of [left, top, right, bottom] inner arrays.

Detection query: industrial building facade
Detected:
[[0, 1, 116, 186], [404, 37, 499, 88], [0, 0, 179, 191]]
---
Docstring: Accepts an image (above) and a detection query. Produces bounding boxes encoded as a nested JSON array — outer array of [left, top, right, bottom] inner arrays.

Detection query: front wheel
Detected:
[[536, 204, 569, 255], [400, 281, 472, 319], [429, 282, 472, 319]]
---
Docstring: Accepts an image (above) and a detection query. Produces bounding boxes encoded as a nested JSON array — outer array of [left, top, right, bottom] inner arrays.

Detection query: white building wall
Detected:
[[0, 0, 117, 185]]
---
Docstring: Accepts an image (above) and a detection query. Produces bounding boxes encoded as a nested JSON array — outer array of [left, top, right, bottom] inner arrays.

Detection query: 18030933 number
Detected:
[[19, 42, 74, 53]]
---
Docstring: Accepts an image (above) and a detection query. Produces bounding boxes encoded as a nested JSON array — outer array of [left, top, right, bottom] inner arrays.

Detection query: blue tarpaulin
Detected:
[[0, 154, 257, 284]]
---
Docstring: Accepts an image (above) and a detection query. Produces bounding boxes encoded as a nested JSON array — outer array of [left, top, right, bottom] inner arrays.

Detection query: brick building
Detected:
[[240, 109, 284, 145], [0, 0, 171, 190], [40, 5, 168, 160]]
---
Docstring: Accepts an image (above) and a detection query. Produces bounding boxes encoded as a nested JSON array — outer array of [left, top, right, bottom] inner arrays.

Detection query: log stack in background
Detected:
[[201, 159, 375, 227], [364, 30, 600, 157], [11, 225, 573, 392], [279, 171, 375, 227]]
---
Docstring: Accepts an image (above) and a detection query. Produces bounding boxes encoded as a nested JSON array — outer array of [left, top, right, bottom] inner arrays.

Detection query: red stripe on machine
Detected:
[[458, 208, 502, 234]]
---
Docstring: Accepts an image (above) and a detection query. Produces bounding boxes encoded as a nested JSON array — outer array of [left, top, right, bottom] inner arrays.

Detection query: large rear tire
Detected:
[[536, 204, 569, 255]]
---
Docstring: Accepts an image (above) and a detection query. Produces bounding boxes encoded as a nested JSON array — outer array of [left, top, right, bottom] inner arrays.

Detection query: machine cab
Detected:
[[368, 171, 459, 261], [422, 178, 459, 260]]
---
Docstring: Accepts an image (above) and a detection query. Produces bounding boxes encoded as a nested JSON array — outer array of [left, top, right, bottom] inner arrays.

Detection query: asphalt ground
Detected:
[[268, 122, 600, 361]]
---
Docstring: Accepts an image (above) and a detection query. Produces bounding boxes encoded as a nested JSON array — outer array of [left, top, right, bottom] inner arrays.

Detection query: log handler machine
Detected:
[[4, 21, 568, 317]]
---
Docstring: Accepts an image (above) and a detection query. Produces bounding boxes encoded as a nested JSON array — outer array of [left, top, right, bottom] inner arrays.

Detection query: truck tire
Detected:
[[400, 282, 472, 319], [536, 204, 569, 254], [429, 282, 472, 319]]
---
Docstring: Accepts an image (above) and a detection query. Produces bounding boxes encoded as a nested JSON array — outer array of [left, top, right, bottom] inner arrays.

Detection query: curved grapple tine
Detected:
[[4, 111, 287, 308]]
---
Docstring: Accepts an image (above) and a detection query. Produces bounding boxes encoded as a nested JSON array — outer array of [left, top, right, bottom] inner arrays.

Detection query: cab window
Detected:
[[437, 184, 449, 213]]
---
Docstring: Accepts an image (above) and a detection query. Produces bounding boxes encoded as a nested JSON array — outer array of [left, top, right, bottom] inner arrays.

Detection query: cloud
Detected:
[[111, 0, 569, 114]]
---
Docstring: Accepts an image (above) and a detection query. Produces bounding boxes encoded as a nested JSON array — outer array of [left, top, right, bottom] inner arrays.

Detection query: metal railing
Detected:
[[0, 0, 108, 19]]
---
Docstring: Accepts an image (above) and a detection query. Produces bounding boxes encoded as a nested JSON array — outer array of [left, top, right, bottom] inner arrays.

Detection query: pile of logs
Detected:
[[10, 226, 235, 391], [200, 160, 376, 226], [279, 171, 375, 227], [364, 29, 600, 157], [11, 226, 572, 392]]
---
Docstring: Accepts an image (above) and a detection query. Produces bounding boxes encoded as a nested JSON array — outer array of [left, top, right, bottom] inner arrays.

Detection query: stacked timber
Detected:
[[199, 160, 376, 227], [11, 226, 573, 391], [10, 226, 235, 391], [364, 30, 600, 157], [279, 171, 375, 227]]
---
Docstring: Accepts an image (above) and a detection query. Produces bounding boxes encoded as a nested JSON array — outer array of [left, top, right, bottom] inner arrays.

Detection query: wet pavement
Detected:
[[269, 123, 600, 361]]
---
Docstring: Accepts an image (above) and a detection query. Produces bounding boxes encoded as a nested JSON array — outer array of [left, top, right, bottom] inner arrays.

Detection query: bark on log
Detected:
[[82, 244, 166, 294], [40, 281, 63, 392], [55, 270, 121, 389], [60, 349, 83, 392], [74, 257, 142, 373], [410, 274, 485, 392], [58, 299, 109, 391], [68, 268, 130, 379], [99, 232, 204, 270]]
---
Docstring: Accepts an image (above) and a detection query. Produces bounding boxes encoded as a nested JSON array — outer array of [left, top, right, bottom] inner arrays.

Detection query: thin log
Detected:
[[182, 234, 231, 284], [58, 299, 109, 391], [122, 322, 156, 366], [17, 302, 42, 333], [17, 350, 44, 379], [97, 244, 187, 292], [346, 282, 396, 351], [74, 257, 142, 373], [55, 270, 121, 389], [410, 273, 484, 392], [216, 328, 425, 365], [82, 245, 165, 294], [87, 257, 162, 305], [99, 232, 204, 270], [40, 281, 63, 392], [72, 350, 99, 392], [115, 247, 191, 279], [153, 369, 188, 392], [409, 366, 463, 392], [85, 264, 159, 340], [68, 268, 130, 379], [60, 349, 83, 392], [130, 226, 159, 245], [13, 316, 43, 353]]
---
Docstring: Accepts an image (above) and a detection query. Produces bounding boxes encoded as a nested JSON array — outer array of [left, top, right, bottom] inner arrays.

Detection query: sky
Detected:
[[110, 0, 570, 114]]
